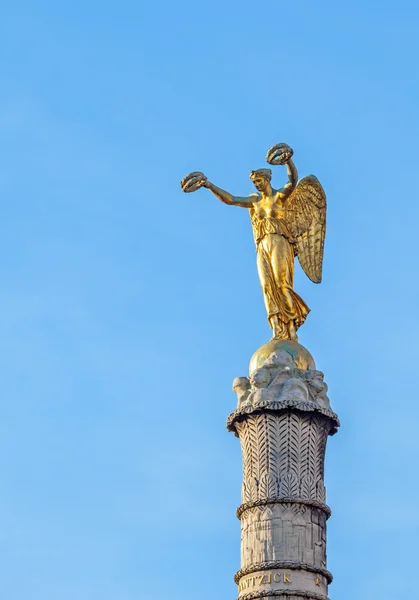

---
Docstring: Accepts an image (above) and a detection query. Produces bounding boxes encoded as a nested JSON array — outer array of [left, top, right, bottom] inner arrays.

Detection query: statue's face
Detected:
[[250, 368, 271, 388], [252, 176, 270, 193], [269, 351, 295, 368]]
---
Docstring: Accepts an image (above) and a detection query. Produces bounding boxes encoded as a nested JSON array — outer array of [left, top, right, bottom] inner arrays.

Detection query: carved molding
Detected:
[[234, 562, 333, 585], [238, 589, 329, 600], [237, 498, 331, 520], [227, 400, 339, 436]]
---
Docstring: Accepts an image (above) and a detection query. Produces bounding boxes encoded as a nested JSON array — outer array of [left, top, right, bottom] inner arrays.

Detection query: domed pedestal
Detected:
[[249, 339, 316, 373]]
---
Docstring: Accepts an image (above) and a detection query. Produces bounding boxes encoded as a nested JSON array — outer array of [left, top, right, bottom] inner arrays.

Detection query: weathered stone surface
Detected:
[[228, 344, 338, 600], [239, 503, 328, 572]]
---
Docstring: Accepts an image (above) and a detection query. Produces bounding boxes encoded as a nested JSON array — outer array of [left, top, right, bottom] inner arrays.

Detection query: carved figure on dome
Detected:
[[231, 348, 335, 411], [232, 376, 251, 409], [304, 370, 330, 408]]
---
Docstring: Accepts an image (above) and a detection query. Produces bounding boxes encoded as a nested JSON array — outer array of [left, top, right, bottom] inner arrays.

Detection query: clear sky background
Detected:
[[0, 1, 418, 599]]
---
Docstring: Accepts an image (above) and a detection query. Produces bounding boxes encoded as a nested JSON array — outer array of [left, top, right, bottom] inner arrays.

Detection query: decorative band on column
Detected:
[[238, 589, 329, 600], [234, 562, 333, 585], [236, 497, 332, 519]]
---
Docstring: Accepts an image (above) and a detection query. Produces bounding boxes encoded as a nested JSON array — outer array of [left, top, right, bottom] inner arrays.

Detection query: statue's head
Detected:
[[309, 371, 327, 393], [250, 367, 271, 389], [265, 350, 296, 370], [250, 168, 272, 193], [232, 376, 250, 394]]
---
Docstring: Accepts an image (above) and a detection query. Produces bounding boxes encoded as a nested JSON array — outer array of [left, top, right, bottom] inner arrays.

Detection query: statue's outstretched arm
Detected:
[[181, 171, 256, 207], [205, 181, 255, 208]]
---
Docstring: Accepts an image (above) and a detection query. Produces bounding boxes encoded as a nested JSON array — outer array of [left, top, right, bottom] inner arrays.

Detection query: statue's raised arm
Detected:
[[180, 143, 327, 341], [266, 143, 298, 199]]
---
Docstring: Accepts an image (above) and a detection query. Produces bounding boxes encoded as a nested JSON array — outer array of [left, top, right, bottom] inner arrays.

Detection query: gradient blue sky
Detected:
[[1, 1, 418, 599]]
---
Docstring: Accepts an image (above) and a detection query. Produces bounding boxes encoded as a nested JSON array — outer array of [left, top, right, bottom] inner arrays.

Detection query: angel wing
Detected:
[[284, 175, 326, 283]]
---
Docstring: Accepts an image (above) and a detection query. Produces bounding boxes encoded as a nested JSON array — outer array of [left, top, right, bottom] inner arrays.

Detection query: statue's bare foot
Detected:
[[288, 321, 299, 342], [272, 323, 284, 340], [272, 329, 288, 341]]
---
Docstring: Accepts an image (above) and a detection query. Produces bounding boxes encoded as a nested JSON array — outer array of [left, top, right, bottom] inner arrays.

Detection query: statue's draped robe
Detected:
[[250, 213, 310, 338]]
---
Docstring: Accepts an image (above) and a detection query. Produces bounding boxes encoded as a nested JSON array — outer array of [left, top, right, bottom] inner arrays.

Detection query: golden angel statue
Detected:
[[181, 143, 326, 341]]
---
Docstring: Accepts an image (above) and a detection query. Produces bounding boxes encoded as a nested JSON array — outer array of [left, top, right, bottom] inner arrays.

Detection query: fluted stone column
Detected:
[[228, 340, 339, 600]]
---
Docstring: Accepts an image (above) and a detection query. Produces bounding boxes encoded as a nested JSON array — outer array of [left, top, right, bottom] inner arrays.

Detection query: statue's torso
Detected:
[[250, 193, 293, 246], [251, 193, 286, 220]]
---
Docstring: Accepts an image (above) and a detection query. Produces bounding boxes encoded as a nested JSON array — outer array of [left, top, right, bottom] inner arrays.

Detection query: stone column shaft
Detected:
[[228, 341, 339, 600]]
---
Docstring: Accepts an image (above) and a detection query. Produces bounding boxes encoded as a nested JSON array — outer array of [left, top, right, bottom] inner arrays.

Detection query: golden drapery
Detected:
[[252, 215, 310, 338]]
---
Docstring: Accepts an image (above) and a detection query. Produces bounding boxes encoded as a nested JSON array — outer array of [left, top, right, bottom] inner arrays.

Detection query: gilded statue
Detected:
[[181, 144, 326, 341]]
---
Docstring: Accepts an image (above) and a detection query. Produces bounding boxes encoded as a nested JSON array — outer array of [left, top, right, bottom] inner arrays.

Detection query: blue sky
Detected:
[[1, 1, 419, 598]]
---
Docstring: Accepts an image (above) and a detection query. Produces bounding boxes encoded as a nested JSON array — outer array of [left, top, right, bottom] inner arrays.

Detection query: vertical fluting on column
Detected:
[[227, 345, 339, 600]]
